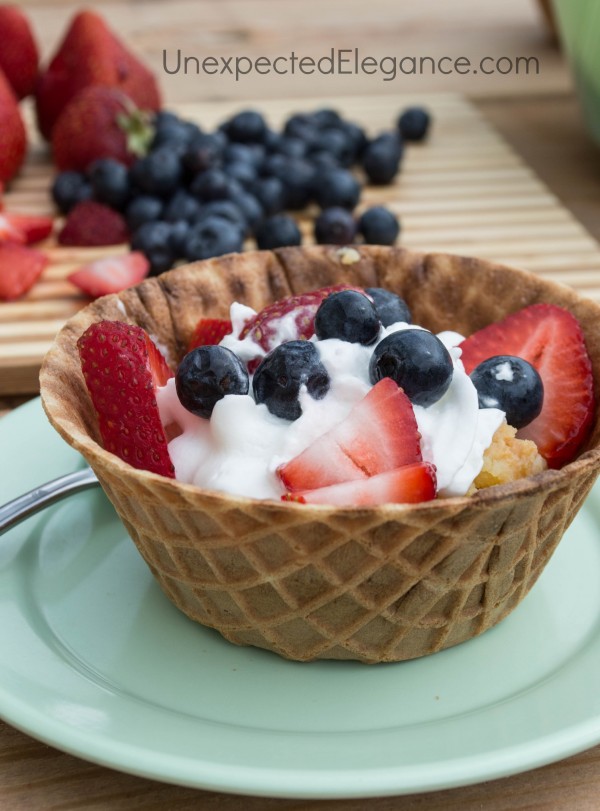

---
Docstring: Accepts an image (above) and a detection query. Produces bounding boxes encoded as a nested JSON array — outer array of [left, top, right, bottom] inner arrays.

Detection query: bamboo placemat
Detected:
[[2, 92, 599, 394]]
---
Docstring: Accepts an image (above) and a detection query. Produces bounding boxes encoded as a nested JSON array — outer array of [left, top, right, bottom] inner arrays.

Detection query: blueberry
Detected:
[[365, 287, 411, 326], [358, 206, 400, 245], [313, 168, 361, 210], [338, 120, 368, 161], [273, 136, 308, 160], [130, 148, 183, 197], [190, 168, 241, 202], [250, 176, 286, 216], [362, 135, 402, 185], [176, 345, 249, 418], [195, 200, 247, 233], [182, 133, 225, 176], [255, 215, 302, 250], [314, 207, 357, 244], [130, 221, 176, 275], [225, 160, 258, 187], [369, 329, 453, 407], [397, 107, 431, 142], [225, 142, 265, 168], [163, 191, 202, 223], [183, 216, 245, 261], [253, 340, 330, 421], [234, 191, 264, 233], [152, 114, 196, 151], [125, 195, 164, 231], [88, 158, 130, 210], [271, 157, 316, 209], [311, 108, 342, 129], [309, 151, 341, 172], [310, 128, 354, 167], [283, 113, 320, 146], [469, 355, 543, 429], [315, 290, 380, 345], [51, 171, 92, 214], [223, 110, 267, 143], [168, 220, 190, 257]]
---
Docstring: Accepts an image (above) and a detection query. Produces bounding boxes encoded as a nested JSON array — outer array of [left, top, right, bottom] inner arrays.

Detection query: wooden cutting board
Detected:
[[2, 92, 600, 395]]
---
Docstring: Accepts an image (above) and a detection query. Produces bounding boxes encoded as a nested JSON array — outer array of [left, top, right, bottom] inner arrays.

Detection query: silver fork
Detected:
[[0, 467, 100, 536]]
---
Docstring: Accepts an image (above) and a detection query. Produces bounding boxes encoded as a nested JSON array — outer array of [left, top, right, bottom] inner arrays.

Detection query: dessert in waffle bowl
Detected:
[[39, 245, 600, 663]]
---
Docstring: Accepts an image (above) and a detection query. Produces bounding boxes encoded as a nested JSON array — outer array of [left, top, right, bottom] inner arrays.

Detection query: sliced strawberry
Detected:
[[0, 212, 54, 245], [278, 378, 422, 491], [460, 303, 595, 468], [77, 320, 175, 477], [0, 242, 48, 301], [239, 284, 361, 353], [283, 463, 437, 507], [68, 252, 149, 298], [187, 317, 233, 353]]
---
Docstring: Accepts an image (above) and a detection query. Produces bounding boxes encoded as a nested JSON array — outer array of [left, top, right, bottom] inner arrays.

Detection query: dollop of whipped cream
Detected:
[[156, 306, 505, 500]]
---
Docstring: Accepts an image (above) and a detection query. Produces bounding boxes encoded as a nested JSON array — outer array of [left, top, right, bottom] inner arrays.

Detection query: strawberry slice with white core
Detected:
[[0, 212, 54, 245], [187, 317, 233, 353], [278, 377, 422, 491], [68, 252, 149, 298], [77, 320, 175, 477], [239, 284, 360, 352], [459, 303, 595, 468], [283, 463, 437, 506]]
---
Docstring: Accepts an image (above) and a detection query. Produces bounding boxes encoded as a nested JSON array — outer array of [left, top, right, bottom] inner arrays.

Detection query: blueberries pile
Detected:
[[51, 105, 430, 275], [175, 287, 456, 423]]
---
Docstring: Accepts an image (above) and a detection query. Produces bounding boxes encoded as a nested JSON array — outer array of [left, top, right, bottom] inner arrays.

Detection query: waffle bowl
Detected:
[[39, 245, 600, 663]]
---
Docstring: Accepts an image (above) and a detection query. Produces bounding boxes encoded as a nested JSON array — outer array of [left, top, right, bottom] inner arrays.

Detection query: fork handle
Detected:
[[0, 468, 100, 536]]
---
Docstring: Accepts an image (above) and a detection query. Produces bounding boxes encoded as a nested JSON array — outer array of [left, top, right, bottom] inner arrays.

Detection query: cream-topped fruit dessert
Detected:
[[156, 295, 510, 501], [41, 247, 600, 663], [75, 283, 593, 507]]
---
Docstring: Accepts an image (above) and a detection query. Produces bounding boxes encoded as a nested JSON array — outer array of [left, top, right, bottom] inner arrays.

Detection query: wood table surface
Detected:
[[2, 2, 600, 809]]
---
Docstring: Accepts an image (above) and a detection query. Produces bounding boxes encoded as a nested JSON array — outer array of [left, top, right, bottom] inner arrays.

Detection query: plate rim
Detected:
[[1, 397, 600, 799]]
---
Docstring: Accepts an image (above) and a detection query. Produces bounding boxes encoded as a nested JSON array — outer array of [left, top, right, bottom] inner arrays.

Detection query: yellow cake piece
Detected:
[[474, 420, 547, 489]]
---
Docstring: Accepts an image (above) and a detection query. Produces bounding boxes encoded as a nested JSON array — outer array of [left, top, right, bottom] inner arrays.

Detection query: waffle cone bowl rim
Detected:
[[38, 245, 600, 662]]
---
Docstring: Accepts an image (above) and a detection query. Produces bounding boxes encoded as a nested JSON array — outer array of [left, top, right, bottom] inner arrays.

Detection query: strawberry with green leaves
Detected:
[[51, 86, 155, 172], [35, 9, 160, 140]]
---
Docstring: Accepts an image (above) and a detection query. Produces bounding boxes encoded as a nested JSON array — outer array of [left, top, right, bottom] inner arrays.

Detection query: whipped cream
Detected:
[[156, 306, 505, 500]]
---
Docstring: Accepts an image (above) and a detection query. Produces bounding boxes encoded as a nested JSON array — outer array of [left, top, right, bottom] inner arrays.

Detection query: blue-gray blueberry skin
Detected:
[[469, 355, 544, 429], [176, 345, 249, 419], [252, 340, 330, 421], [369, 329, 454, 407], [315, 290, 381, 345]]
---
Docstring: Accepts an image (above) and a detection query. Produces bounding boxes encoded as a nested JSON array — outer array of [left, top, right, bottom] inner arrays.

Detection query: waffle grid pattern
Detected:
[[39, 246, 600, 663], [97, 465, 597, 662]]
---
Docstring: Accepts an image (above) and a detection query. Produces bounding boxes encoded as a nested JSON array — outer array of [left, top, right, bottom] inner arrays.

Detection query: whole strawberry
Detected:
[[35, 9, 161, 140], [51, 86, 154, 172], [0, 5, 39, 99], [0, 68, 26, 184]]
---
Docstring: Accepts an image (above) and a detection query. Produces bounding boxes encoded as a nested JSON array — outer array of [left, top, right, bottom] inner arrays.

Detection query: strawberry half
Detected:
[[68, 252, 149, 298], [187, 318, 233, 353], [58, 200, 129, 247], [77, 321, 175, 477], [460, 303, 595, 468], [0, 212, 54, 245], [239, 284, 360, 353], [283, 463, 437, 506], [0, 242, 48, 301], [278, 378, 422, 491]]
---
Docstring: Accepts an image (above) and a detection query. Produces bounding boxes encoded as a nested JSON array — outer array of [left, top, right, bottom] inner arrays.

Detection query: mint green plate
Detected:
[[2, 398, 600, 799]]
